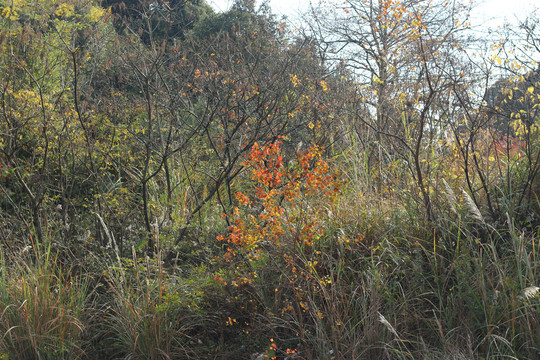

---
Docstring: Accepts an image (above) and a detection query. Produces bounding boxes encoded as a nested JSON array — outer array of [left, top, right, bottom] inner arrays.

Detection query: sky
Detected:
[[208, 0, 539, 29]]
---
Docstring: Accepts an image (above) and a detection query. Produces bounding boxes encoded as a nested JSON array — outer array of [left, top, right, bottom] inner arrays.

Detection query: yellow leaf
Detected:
[[528, 86, 534, 94]]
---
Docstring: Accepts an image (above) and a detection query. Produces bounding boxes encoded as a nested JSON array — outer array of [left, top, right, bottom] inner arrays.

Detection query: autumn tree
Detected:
[[0, 0, 114, 244], [173, 9, 335, 244], [307, 0, 474, 221]]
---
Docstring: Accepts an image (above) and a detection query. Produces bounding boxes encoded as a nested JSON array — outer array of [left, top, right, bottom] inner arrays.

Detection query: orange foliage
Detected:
[[217, 140, 341, 265]]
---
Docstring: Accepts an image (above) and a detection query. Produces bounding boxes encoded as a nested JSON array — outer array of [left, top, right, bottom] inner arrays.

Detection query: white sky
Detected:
[[208, 0, 539, 28]]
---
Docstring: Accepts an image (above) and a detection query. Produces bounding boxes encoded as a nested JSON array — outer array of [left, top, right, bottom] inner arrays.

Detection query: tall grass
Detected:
[[104, 248, 195, 359], [0, 243, 90, 359], [230, 161, 540, 359]]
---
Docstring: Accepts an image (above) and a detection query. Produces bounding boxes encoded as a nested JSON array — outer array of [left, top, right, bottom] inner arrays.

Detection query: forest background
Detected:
[[0, 0, 539, 358]]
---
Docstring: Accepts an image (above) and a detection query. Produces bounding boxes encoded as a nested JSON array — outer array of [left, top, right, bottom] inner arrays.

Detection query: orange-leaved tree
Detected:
[[218, 140, 339, 261], [215, 139, 345, 358]]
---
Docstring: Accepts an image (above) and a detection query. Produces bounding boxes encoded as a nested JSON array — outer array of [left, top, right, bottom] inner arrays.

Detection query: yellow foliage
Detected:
[[86, 5, 104, 23], [55, 3, 74, 18]]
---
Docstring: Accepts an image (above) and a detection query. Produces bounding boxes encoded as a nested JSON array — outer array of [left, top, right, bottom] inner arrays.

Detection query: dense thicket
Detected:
[[0, 0, 538, 358]]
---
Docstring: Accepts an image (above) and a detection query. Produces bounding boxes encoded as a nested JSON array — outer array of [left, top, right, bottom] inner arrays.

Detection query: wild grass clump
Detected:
[[103, 249, 197, 360], [0, 244, 90, 359]]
